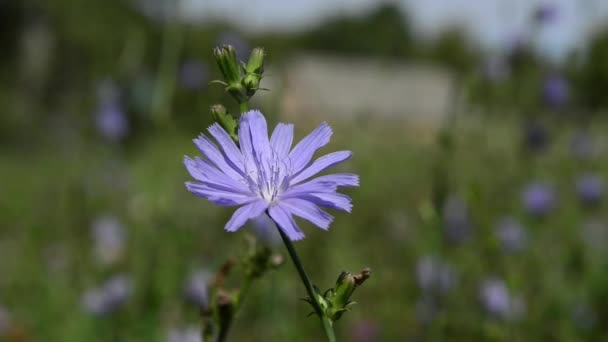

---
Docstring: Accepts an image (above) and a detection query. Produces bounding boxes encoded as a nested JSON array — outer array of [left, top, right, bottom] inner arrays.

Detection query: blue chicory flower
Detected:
[[184, 110, 358, 241], [441, 195, 472, 244], [522, 182, 555, 217], [183, 270, 212, 308], [416, 256, 456, 295], [91, 214, 126, 266], [95, 101, 128, 142], [81, 274, 133, 316], [167, 326, 202, 342], [250, 213, 282, 247], [479, 278, 525, 320], [95, 80, 129, 142], [575, 174, 604, 206], [494, 217, 527, 253], [542, 75, 569, 108]]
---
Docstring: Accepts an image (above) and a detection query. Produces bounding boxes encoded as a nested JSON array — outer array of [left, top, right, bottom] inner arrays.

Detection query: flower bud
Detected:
[[242, 47, 265, 97], [210, 104, 238, 142], [213, 45, 248, 103], [213, 45, 241, 85], [245, 47, 265, 75], [323, 268, 371, 321]]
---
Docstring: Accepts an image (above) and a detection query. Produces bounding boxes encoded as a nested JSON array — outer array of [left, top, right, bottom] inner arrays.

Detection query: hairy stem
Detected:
[[270, 214, 336, 342]]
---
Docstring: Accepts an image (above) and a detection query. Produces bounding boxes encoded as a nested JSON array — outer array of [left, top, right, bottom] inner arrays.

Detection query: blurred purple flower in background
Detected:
[[494, 217, 527, 253], [350, 320, 379, 342], [534, 2, 558, 24], [216, 32, 250, 62], [250, 213, 281, 247], [183, 270, 212, 308], [0, 305, 10, 334], [81, 274, 133, 316], [95, 80, 129, 142], [178, 61, 209, 90], [522, 182, 556, 217], [416, 256, 457, 295], [523, 121, 549, 153], [167, 325, 202, 342], [184, 110, 359, 241], [570, 131, 596, 161], [542, 75, 569, 108], [442, 195, 472, 244], [575, 174, 604, 206], [479, 278, 525, 320], [91, 214, 126, 266]]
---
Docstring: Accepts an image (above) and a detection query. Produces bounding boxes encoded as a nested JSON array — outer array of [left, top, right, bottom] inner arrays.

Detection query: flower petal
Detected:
[[288, 122, 332, 174], [268, 204, 305, 241], [184, 157, 250, 194], [281, 198, 333, 230], [270, 123, 294, 158], [300, 193, 353, 213], [186, 181, 257, 207], [207, 123, 244, 171], [290, 151, 352, 185], [225, 200, 269, 232], [312, 173, 359, 187], [193, 134, 244, 180], [280, 179, 338, 199], [245, 110, 271, 156]]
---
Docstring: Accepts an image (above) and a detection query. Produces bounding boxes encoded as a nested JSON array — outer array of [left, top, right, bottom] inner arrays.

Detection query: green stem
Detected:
[[239, 101, 249, 114], [272, 215, 336, 342]]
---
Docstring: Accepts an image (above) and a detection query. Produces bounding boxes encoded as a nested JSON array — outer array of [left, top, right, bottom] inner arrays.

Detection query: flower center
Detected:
[[243, 150, 291, 204]]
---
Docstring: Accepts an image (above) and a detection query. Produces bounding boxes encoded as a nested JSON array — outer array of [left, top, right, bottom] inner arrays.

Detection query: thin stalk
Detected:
[[271, 215, 336, 342], [239, 101, 249, 114]]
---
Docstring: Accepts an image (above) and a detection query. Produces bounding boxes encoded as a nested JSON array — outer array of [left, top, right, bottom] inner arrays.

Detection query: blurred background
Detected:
[[2, 0, 608, 340]]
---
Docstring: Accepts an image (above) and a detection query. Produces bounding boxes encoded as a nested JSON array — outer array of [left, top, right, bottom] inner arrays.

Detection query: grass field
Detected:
[[1, 113, 607, 341]]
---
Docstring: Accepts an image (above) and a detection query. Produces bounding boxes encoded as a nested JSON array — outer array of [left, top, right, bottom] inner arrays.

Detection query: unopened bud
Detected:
[[213, 45, 248, 103], [210, 104, 238, 142], [245, 48, 265, 75], [242, 47, 265, 97], [324, 268, 371, 322]]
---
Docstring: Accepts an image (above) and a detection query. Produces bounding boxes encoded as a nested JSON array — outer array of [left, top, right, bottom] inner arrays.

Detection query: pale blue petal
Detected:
[[245, 110, 271, 156], [225, 200, 268, 232], [270, 123, 294, 158], [281, 198, 333, 230], [186, 181, 257, 207], [301, 193, 353, 213], [290, 151, 352, 185], [238, 113, 254, 160], [207, 123, 244, 171], [193, 134, 244, 180], [280, 178, 338, 199], [288, 122, 332, 174], [312, 173, 359, 187], [268, 204, 305, 241], [184, 157, 251, 194]]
